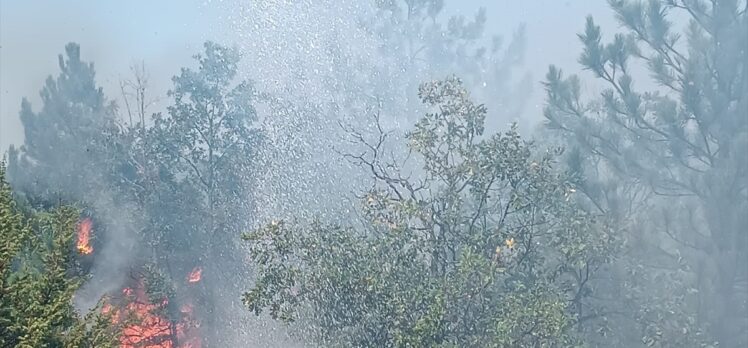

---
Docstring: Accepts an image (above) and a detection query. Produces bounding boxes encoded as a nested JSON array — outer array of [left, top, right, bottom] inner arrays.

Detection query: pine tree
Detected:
[[0, 162, 118, 347], [543, 0, 747, 346], [7, 42, 126, 208]]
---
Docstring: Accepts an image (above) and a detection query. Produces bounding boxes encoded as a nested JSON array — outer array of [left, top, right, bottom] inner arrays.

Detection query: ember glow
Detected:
[[106, 280, 201, 348], [187, 267, 202, 284], [76, 217, 94, 255]]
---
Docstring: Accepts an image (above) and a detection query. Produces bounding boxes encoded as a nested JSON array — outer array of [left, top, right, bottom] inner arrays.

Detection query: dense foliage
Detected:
[[0, 164, 118, 348], [138, 41, 259, 336], [243, 77, 618, 347], [6, 40, 259, 347], [543, 0, 747, 346], [1, 1, 745, 347], [6, 43, 126, 207]]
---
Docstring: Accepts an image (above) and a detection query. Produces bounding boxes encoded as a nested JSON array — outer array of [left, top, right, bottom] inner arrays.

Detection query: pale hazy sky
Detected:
[[0, 0, 613, 150]]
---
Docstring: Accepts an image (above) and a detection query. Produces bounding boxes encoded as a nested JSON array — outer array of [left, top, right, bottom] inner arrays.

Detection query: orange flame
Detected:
[[77, 218, 94, 255], [187, 267, 202, 284], [106, 280, 201, 348]]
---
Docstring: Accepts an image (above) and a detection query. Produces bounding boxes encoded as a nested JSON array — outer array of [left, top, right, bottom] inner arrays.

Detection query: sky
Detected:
[[0, 0, 614, 151]]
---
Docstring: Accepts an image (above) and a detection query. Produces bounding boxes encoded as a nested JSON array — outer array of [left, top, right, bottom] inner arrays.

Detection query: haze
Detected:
[[0, 1, 744, 347], [1, 0, 613, 149]]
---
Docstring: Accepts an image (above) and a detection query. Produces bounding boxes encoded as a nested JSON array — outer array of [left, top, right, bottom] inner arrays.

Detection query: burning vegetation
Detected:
[[102, 268, 202, 348], [186, 267, 202, 284], [76, 223, 203, 348], [76, 217, 94, 255], [2, 0, 745, 346]]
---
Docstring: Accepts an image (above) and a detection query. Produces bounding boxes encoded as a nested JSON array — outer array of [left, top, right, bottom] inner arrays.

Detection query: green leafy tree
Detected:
[[0, 162, 118, 348], [543, 1, 746, 346], [148, 41, 260, 345], [243, 77, 617, 347], [243, 0, 533, 251], [151, 41, 258, 253]]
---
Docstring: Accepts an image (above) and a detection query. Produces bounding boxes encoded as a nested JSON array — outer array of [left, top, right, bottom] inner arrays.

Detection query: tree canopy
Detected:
[[543, 0, 747, 346], [1, 1, 745, 347], [243, 77, 618, 347], [0, 163, 118, 348]]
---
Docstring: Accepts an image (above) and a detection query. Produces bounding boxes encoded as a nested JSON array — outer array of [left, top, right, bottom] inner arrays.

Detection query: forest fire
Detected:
[[187, 267, 202, 284], [76, 217, 94, 255], [104, 275, 201, 347]]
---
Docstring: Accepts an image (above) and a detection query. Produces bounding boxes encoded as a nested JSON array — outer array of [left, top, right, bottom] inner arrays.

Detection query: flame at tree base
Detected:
[[104, 280, 201, 348]]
